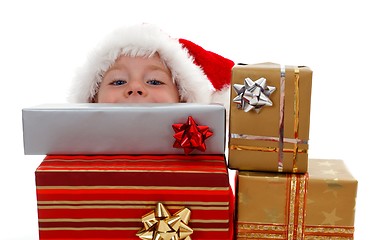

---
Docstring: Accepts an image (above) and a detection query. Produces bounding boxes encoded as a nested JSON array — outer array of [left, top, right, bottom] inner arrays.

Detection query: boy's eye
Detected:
[[111, 80, 126, 86], [147, 79, 164, 85]]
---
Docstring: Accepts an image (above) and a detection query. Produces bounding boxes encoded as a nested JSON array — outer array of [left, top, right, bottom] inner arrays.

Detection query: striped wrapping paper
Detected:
[[35, 155, 235, 240]]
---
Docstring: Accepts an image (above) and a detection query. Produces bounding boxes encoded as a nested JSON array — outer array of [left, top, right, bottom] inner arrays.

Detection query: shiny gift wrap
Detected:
[[22, 103, 225, 155], [35, 155, 234, 240], [136, 202, 193, 240], [229, 63, 312, 173], [236, 159, 357, 240]]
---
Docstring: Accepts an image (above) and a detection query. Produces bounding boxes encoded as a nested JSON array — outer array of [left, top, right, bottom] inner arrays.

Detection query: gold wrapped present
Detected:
[[229, 63, 312, 173], [236, 159, 358, 239]]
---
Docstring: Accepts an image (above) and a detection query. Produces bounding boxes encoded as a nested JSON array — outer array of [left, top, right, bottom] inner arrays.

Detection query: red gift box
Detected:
[[35, 155, 235, 240]]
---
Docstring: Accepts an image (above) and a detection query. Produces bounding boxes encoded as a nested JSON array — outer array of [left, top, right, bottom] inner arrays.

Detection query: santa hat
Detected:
[[69, 23, 234, 107]]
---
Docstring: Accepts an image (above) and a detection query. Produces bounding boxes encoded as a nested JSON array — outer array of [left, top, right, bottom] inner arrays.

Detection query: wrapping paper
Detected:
[[229, 63, 312, 173], [23, 103, 225, 155], [236, 159, 357, 239], [35, 155, 234, 240]]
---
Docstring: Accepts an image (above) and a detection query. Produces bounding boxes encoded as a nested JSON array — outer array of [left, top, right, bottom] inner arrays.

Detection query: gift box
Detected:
[[236, 159, 357, 239], [23, 103, 225, 155], [35, 155, 235, 240], [229, 63, 312, 173]]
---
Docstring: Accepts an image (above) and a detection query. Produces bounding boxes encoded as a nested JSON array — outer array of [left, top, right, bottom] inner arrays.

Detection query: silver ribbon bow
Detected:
[[233, 77, 276, 113]]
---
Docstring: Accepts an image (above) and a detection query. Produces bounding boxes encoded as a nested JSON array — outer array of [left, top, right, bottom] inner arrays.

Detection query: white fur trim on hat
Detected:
[[68, 23, 214, 103]]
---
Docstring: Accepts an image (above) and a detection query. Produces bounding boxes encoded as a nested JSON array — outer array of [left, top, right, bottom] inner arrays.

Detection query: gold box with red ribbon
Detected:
[[229, 63, 312, 173], [35, 155, 235, 240], [236, 159, 357, 240]]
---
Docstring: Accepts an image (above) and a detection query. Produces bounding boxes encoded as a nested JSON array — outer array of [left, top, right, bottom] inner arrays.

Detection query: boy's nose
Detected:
[[125, 81, 147, 97], [127, 90, 143, 96]]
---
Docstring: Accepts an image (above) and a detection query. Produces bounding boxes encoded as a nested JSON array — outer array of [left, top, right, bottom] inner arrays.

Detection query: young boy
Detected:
[[69, 23, 234, 109]]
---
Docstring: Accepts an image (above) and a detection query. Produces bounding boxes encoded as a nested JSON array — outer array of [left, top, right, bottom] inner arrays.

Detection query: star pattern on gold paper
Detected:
[[321, 208, 343, 225], [306, 198, 315, 205], [263, 208, 283, 222], [323, 180, 343, 198], [321, 169, 339, 176], [238, 192, 248, 205], [317, 161, 335, 167], [264, 175, 283, 185]]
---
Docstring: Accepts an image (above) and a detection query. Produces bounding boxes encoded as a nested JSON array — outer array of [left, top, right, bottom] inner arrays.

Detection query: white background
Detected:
[[0, 0, 374, 239]]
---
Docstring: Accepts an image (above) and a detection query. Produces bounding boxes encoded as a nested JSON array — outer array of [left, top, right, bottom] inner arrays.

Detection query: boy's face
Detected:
[[96, 54, 180, 103]]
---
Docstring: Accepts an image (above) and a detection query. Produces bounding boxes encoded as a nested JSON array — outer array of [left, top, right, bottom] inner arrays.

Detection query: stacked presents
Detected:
[[23, 63, 358, 240], [228, 63, 358, 239], [23, 104, 235, 240]]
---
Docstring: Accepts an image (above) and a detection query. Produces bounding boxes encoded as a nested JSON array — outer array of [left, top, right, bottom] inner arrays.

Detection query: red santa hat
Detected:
[[69, 23, 234, 107]]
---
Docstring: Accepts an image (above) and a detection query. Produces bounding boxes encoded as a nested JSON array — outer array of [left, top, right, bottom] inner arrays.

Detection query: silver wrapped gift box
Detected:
[[22, 103, 226, 155]]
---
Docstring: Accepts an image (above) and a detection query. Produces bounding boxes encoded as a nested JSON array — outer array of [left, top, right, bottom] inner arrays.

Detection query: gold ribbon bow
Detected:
[[136, 203, 193, 240]]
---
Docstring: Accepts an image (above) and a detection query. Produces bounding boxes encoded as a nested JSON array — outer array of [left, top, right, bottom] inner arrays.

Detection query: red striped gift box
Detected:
[[35, 155, 235, 240]]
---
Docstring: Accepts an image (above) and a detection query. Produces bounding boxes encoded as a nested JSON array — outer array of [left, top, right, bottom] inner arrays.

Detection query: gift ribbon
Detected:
[[172, 116, 213, 155], [232, 77, 276, 113], [292, 68, 300, 172], [229, 145, 307, 154], [230, 133, 307, 144], [231, 65, 306, 172], [136, 202, 193, 240], [237, 173, 354, 240], [278, 65, 286, 172], [237, 173, 307, 239], [286, 174, 307, 239]]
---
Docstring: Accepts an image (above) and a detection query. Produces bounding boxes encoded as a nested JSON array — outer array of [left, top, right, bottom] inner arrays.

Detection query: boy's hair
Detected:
[[69, 23, 234, 105]]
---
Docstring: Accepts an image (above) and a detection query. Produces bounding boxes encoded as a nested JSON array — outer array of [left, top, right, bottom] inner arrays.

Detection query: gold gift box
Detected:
[[236, 159, 358, 239], [229, 63, 312, 173]]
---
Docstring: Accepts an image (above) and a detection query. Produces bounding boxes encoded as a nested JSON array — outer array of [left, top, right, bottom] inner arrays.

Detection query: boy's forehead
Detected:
[[111, 54, 168, 69], [103, 54, 171, 77]]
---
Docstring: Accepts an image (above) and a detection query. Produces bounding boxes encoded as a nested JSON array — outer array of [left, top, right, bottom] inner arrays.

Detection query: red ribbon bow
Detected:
[[172, 116, 213, 155]]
